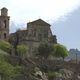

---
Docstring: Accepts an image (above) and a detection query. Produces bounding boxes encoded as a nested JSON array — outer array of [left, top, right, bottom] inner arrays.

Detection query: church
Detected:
[[0, 7, 57, 56]]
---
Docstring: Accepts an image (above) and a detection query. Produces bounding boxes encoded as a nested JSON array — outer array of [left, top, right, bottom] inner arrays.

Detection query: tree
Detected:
[[38, 43, 54, 59], [0, 49, 23, 80], [53, 44, 68, 60], [0, 40, 12, 53], [17, 44, 28, 58]]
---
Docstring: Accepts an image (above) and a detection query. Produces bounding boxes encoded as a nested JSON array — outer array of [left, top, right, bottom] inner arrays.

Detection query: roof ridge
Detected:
[[28, 19, 51, 26]]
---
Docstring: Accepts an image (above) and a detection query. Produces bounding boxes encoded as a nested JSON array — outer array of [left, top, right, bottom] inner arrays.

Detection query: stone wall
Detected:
[[9, 19, 57, 57]]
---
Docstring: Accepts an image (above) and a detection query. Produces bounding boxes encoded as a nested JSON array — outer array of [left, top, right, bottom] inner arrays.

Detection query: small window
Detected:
[[4, 33, 6, 39], [4, 20, 6, 28]]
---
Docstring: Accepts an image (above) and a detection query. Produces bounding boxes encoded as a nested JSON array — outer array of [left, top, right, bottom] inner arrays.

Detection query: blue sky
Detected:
[[51, 7, 80, 50], [0, 0, 80, 49]]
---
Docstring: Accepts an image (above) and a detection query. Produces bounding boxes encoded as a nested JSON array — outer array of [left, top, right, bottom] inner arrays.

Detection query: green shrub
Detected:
[[38, 43, 54, 58], [17, 44, 28, 58], [48, 71, 59, 80], [0, 40, 12, 53], [53, 44, 68, 60], [0, 50, 22, 79]]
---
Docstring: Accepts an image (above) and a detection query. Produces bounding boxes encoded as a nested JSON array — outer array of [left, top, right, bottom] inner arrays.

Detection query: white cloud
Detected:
[[0, 0, 80, 23]]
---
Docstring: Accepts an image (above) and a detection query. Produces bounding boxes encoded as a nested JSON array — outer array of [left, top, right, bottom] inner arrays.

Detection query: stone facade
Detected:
[[0, 7, 57, 56], [9, 19, 57, 56], [0, 7, 10, 41]]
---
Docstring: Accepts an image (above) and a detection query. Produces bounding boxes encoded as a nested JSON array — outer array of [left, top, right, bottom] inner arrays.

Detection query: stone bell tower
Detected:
[[0, 7, 10, 40]]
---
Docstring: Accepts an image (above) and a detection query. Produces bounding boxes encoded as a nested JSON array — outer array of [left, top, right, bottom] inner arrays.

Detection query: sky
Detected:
[[0, 0, 80, 49], [52, 7, 80, 50]]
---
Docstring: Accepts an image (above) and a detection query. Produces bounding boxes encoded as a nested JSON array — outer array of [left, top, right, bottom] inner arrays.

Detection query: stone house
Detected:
[[9, 19, 57, 56]]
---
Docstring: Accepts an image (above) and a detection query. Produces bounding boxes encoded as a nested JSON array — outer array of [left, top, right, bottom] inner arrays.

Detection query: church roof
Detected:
[[28, 19, 51, 26]]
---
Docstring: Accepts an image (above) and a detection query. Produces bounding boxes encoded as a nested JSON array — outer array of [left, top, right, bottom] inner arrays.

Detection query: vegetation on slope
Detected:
[[1, 40, 76, 80]]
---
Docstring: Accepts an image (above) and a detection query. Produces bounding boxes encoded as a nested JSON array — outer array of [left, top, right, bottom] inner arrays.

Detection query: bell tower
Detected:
[[1, 7, 8, 16], [0, 7, 10, 40]]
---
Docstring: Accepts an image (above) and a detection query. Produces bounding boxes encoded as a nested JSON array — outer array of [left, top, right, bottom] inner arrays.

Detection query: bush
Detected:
[[53, 44, 68, 60], [17, 44, 28, 58], [38, 43, 54, 58], [0, 49, 23, 80], [0, 40, 12, 53], [48, 71, 59, 80]]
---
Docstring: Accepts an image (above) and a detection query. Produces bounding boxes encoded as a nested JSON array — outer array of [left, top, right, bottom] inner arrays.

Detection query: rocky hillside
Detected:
[[0, 49, 80, 80], [0, 40, 80, 80]]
